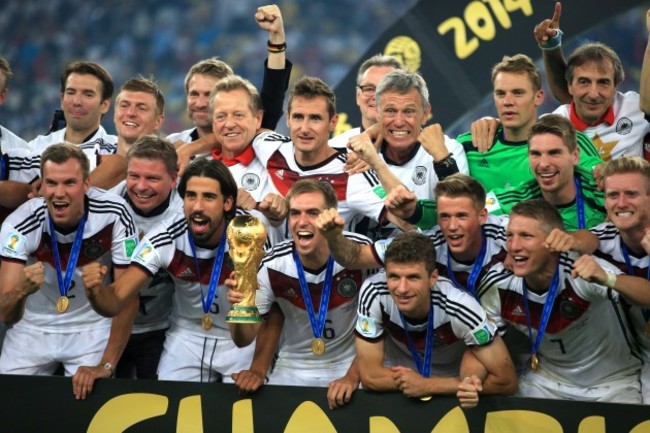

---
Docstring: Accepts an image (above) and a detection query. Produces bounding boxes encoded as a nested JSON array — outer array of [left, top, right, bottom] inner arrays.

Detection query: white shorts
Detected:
[[269, 363, 351, 388], [517, 369, 642, 403], [0, 326, 109, 376], [157, 325, 254, 383]]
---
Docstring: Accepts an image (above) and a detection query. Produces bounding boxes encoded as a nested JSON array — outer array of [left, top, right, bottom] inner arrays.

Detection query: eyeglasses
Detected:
[[357, 85, 376, 96]]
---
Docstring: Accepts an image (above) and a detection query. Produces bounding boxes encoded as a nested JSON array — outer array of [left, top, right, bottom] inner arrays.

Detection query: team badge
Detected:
[[336, 277, 358, 298], [559, 299, 580, 319], [412, 166, 427, 186], [83, 240, 104, 259], [615, 117, 632, 135], [241, 173, 260, 191]]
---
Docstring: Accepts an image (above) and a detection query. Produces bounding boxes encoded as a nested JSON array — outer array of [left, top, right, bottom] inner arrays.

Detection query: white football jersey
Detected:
[[356, 273, 496, 377], [0, 188, 138, 332], [477, 253, 641, 387]]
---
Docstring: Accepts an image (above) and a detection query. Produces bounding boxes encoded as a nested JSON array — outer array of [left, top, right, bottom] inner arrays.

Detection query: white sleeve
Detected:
[[251, 131, 289, 167], [345, 172, 386, 221], [110, 204, 139, 266], [129, 226, 172, 276], [355, 276, 385, 340], [255, 265, 275, 315]]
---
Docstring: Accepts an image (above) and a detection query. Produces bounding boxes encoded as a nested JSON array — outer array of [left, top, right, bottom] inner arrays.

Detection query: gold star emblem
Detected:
[[591, 134, 618, 161]]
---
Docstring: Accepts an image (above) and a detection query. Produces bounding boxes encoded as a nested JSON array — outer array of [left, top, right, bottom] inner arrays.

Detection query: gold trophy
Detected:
[[225, 215, 267, 323]]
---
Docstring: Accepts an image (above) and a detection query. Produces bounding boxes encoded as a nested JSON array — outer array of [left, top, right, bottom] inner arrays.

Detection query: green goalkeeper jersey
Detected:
[[409, 166, 605, 232], [457, 127, 603, 191]]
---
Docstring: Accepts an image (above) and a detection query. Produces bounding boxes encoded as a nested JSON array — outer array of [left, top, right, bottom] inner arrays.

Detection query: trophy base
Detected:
[[226, 305, 262, 323]]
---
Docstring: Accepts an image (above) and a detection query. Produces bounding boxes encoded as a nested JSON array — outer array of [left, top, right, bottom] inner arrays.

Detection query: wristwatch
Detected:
[[99, 362, 115, 377]]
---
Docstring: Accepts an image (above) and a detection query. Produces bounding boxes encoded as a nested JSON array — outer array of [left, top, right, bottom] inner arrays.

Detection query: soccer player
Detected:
[[534, 1, 649, 160], [316, 174, 509, 298], [253, 75, 401, 236], [108, 135, 182, 379], [588, 157, 650, 402], [460, 54, 602, 191], [29, 61, 117, 166], [0, 55, 41, 221], [82, 158, 258, 382], [87, 76, 167, 192], [0, 143, 139, 399], [477, 199, 650, 403], [355, 231, 517, 404], [393, 115, 607, 232], [227, 179, 371, 409]]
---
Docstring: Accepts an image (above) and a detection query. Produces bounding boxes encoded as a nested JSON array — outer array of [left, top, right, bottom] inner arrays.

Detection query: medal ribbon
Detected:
[[522, 267, 560, 360], [294, 250, 333, 340], [620, 241, 650, 322], [48, 213, 86, 298], [399, 305, 434, 378], [187, 229, 227, 316], [0, 154, 6, 180], [574, 177, 586, 230], [446, 227, 487, 297]]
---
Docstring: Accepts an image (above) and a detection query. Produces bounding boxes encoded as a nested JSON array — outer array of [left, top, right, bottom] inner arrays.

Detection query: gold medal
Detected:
[[311, 338, 326, 356], [530, 353, 539, 371], [56, 296, 69, 313], [420, 396, 432, 401], [201, 314, 213, 331]]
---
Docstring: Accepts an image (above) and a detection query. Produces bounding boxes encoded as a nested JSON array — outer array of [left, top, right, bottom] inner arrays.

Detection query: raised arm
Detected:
[[316, 208, 381, 269], [533, 2, 571, 104], [0, 260, 44, 326], [347, 124, 405, 195], [572, 254, 650, 307], [256, 4, 292, 130], [82, 262, 150, 317]]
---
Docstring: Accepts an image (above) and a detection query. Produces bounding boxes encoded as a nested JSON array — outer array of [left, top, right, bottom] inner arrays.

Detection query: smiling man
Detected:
[[399, 115, 607, 232], [209, 75, 285, 222], [108, 135, 182, 379], [355, 231, 516, 404], [587, 157, 650, 402], [82, 158, 259, 382], [227, 179, 371, 410], [345, 70, 468, 206], [30, 61, 117, 169], [477, 198, 650, 403], [533, 2, 650, 161], [459, 54, 602, 191], [0, 143, 138, 399], [253, 76, 396, 237]]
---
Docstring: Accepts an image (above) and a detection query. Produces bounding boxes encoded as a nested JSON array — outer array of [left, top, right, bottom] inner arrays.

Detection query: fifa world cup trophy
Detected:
[[225, 215, 267, 323]]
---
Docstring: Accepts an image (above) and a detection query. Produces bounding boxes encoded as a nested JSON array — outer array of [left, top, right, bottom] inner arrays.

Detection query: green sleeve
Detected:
[[407, 199, 439, 230], [576, 131, 603, 172]]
